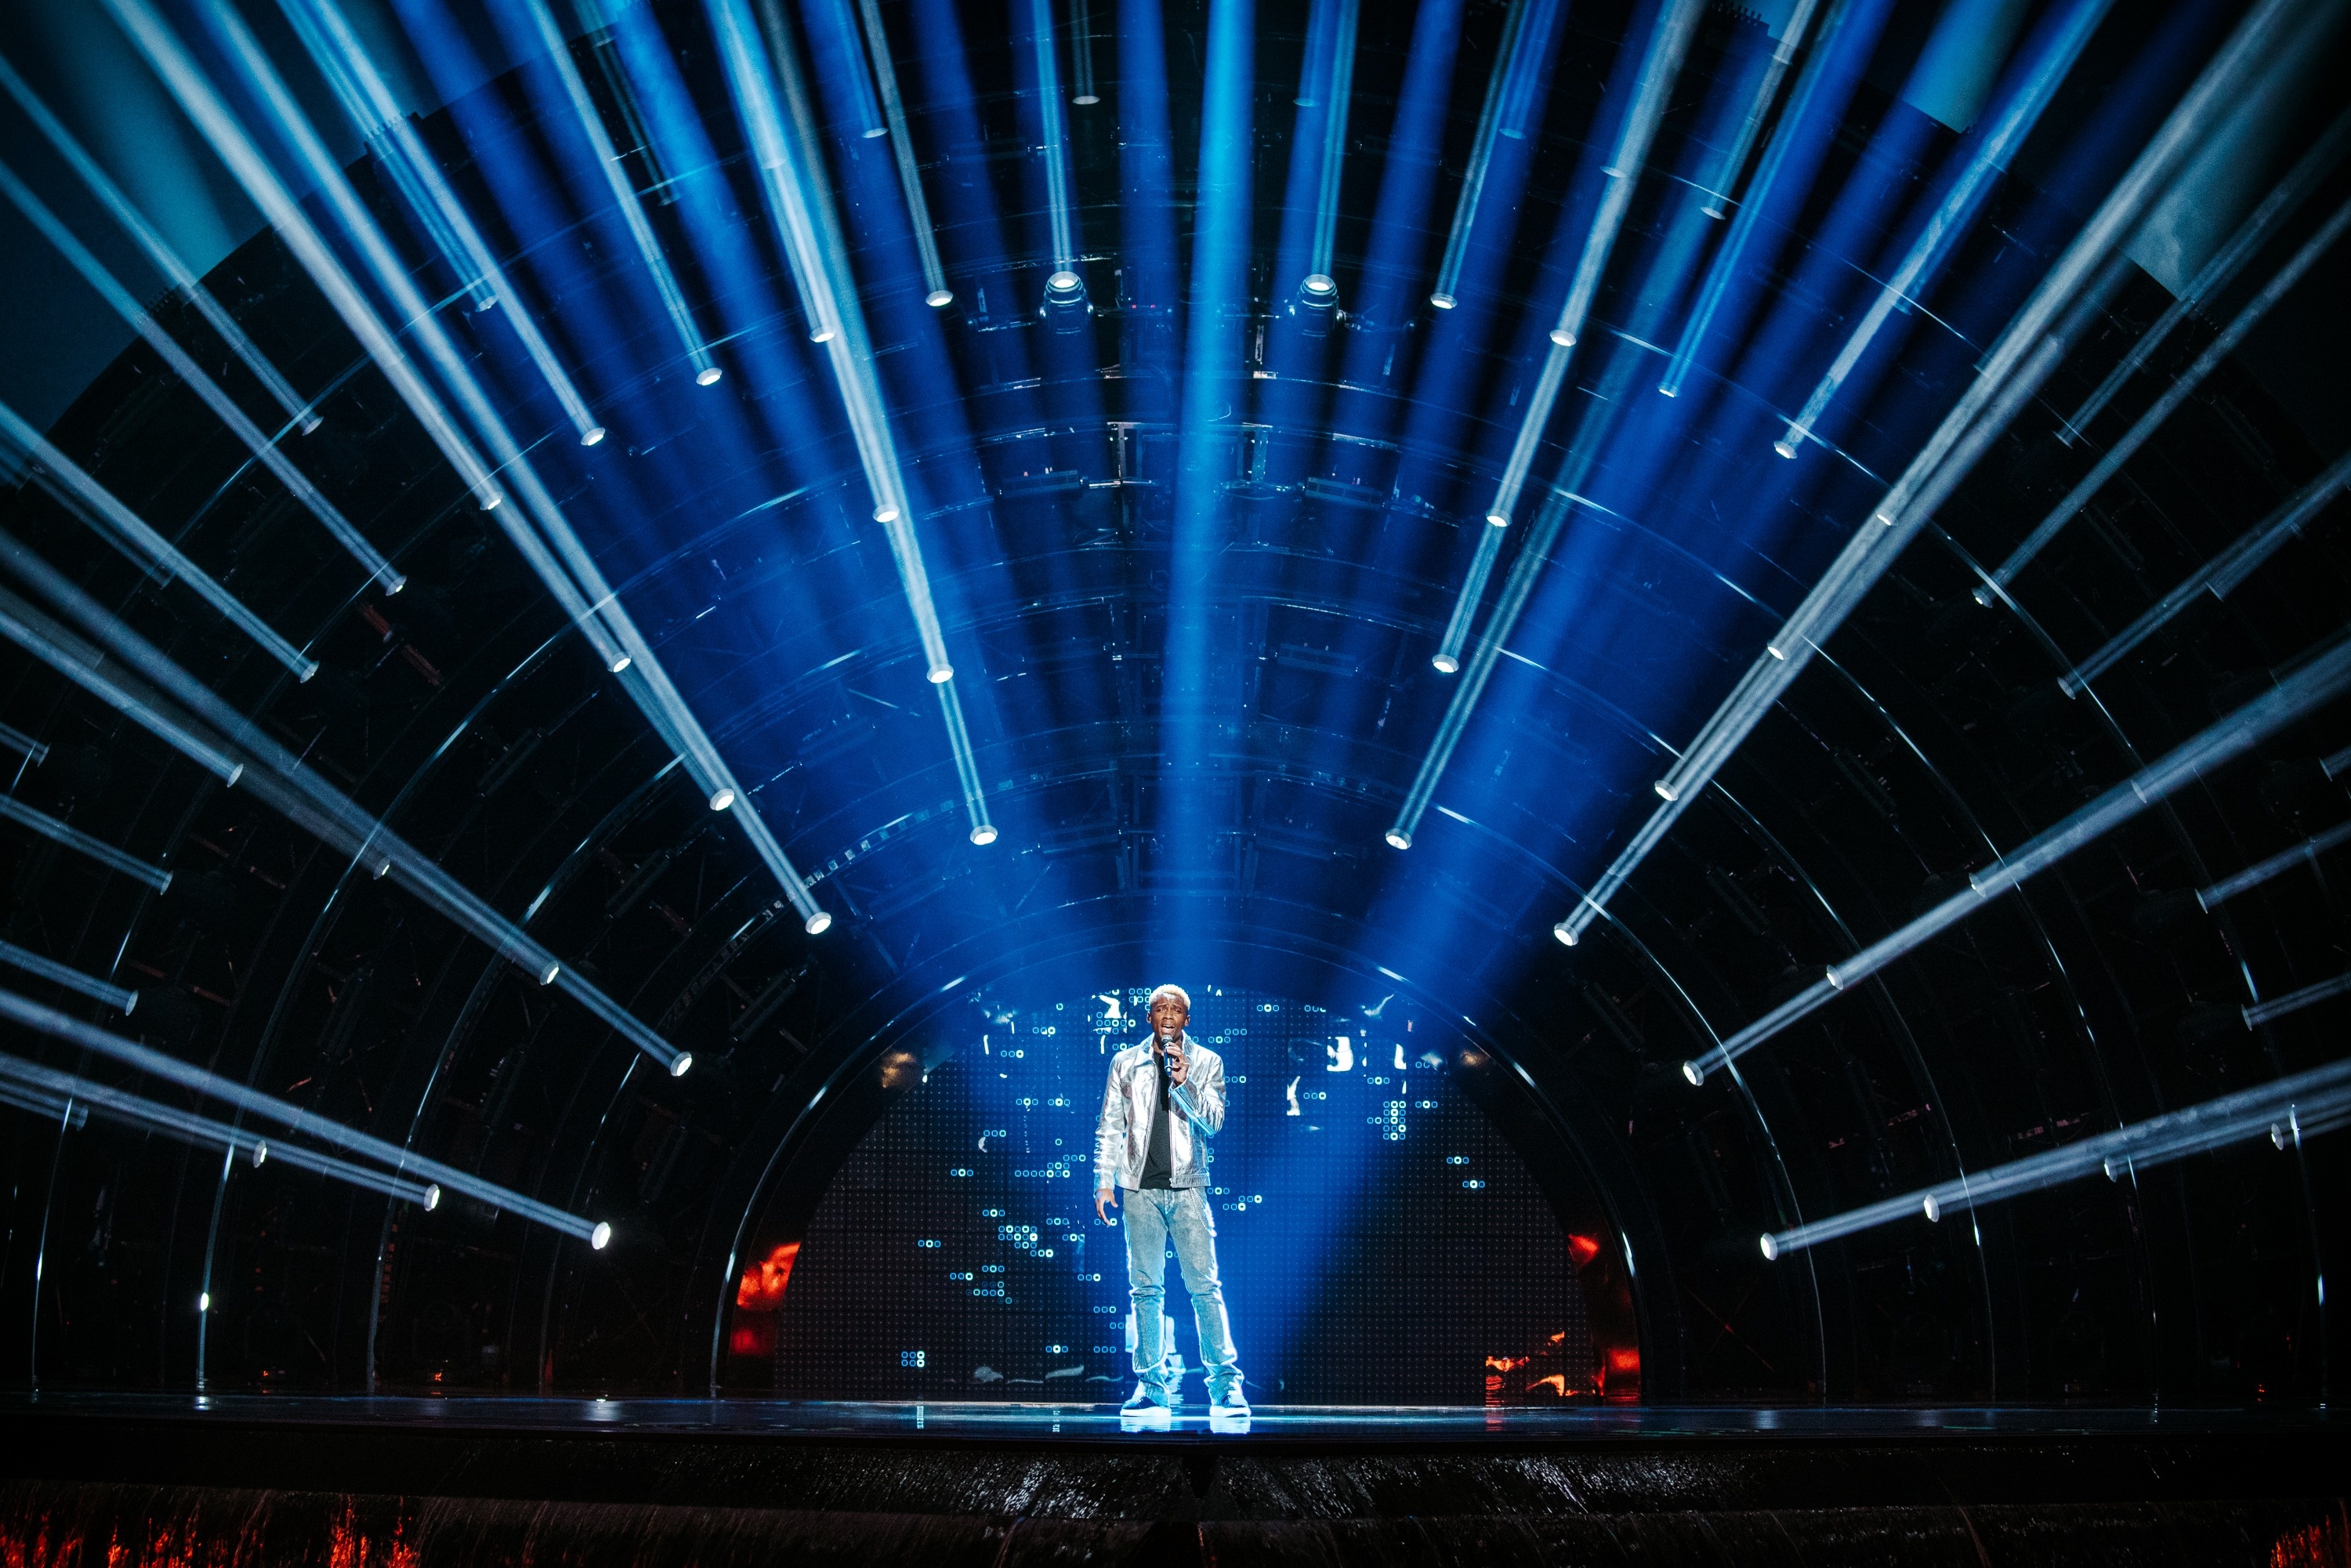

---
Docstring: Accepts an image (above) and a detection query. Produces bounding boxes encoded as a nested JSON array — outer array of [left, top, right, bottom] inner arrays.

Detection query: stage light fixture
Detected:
[[1551, 922, 1576, 947], [710, 788, 737, 811], [806, 911, 835, 935], [1431, 653, 1459, 673], [1429, 293, 1456, 309], [539, 961, 562, 986], [1485, 511, 1509, 528], [670, 1054, 694, 1078], [582, 427, 607, 447], [971, 824, 1001, 846], [875, 504, 902, 523], [929, 666, 955, 684], [1384, 829, 1412, 850], [928, 289, 955, 306], [697, 367, 725, 386], [1549, 328, 1574, 346], [592, 1223, 613, 1251]]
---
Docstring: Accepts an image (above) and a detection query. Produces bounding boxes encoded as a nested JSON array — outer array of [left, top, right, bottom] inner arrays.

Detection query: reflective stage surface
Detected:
[[10, 1395, 2350, 1566], [6, 1392, 2341, 1441]]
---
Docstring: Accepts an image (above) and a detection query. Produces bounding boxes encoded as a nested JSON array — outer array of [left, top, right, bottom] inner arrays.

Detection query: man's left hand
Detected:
[[1163, 1041, 1187, 1085]]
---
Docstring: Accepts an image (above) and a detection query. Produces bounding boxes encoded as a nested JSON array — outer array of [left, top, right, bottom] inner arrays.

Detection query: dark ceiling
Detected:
[[0, 0, 2346, 1405]]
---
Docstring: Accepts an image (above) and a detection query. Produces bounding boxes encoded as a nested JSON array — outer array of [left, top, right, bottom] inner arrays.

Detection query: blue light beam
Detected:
[[509, 0, 718, 382], [1426, 0, 1563, 310], [2059, 445, 2351, 696], [857, 0, 953, 306], [0, 940, 137, 1013], [0, 1049, 441, 1210], [279, 0, 613, 440], [0, 158, 400, 590], [0, 54, 317, 435], [1684, 629, 2351, 1084], [1773, 0, 2114, 459], [1554, 0, 2306, 947], [1983, 194, 2351, 601], [1696, 0, 1828, 218], [2062, 106, 2351, 444], [1476, 0, 1706, 538], [0, 990, 609, 1245], [1760, 1052, 2351, 1260], [0, 795, 171, 891]]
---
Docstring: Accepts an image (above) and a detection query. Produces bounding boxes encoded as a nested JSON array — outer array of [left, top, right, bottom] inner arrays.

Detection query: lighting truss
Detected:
[[0, 1050, 440, 1210], [0, 545, 695, 1077], [2060, 446, 2351, 696], [2061, 109, 2351, 444], [0, 160, 400, 591], [0, 794, 173, 891], [1553, 0, 2307, 947], [1760, 1052, 2351, 1260], [1773, 0, 2113, 460], [1983, 194, 2351, 601], [0, 990, 609, 1246], [279, 0, 613, 440], [0, 55, 317, 436], [1683, 631, 2351, 1085]]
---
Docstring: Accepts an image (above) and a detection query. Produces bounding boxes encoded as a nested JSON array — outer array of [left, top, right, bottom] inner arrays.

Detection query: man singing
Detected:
[[1094, 983, 1248, 1432]]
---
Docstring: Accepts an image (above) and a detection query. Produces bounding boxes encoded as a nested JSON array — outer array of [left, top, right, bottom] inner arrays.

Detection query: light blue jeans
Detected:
[[1121, 1185, 1242, 1403]]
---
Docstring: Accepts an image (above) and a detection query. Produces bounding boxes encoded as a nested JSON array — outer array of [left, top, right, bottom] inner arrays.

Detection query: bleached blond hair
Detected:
[[1147, 983, 1191, 1013]]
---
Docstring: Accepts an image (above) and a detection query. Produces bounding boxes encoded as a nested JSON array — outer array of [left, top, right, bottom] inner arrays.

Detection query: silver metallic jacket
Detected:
[[1093, 1033, 1225, 1191]]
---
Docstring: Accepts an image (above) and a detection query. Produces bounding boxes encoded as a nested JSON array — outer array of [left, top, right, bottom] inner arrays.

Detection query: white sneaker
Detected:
[[1208, 1387, 1251, 1433], [1119, 1388, 1173, 1431]]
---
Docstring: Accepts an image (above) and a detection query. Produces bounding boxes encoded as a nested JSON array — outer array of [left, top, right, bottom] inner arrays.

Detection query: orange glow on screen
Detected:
[[1606, 1347, 1641, 1373], [735, 1240, 801, 1310], [1527, 1374, 1568, 1396], [1567, 1233, 1601, 1267]]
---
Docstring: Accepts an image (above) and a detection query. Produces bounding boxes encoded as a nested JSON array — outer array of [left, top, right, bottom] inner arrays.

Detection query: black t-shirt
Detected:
[[1139, 1047, 1174, 1189]]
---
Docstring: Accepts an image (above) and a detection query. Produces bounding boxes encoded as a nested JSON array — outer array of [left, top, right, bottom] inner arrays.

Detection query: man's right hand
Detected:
[[1096, 1187, 1118, 1222]]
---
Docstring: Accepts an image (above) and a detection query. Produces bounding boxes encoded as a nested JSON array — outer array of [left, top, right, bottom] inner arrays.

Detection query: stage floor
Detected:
[[5, 1391, 2339, 1443]]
